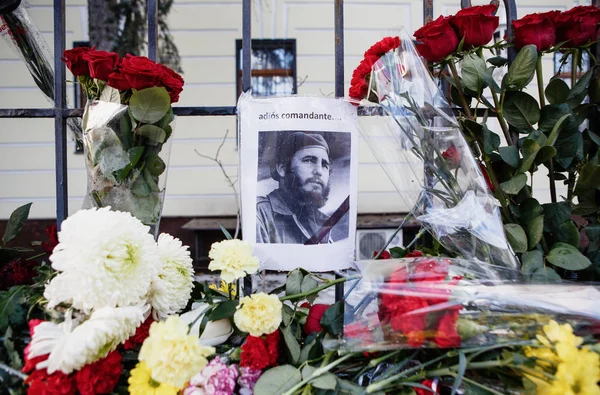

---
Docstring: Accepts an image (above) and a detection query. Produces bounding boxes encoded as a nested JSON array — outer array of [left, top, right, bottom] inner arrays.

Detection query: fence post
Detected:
[[53, 0, 67, 229]]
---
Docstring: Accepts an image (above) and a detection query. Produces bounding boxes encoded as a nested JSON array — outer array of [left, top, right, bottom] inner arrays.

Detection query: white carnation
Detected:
[[150, 233, 195, 320], [44, 207, 161, 312], [29, 305, 147, 374]]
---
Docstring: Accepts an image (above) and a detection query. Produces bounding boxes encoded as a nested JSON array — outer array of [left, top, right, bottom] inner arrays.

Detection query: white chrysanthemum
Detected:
[[208, 239, 259, 283], [150, 233, 194, 320], [29, 305, 147, 374], [44, 207, 161, 312]]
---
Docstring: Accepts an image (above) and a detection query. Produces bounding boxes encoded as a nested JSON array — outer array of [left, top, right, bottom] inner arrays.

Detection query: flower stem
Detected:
[[279, 275, 358, 302], [448, 60, 473, 119], [489, 84, 513, 146], [536, 55, 546, 108], [571, 49, 580, 88], [281, 353, 357, 395]]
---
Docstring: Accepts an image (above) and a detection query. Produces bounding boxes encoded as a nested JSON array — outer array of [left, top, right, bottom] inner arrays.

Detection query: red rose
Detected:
[[158, 64, 184, 103], [118, 54, 163, 91], [512, 11, 560, 51], [364, 36, 400, 58], [478, 162, 495, 192], [240, 330, 280, 370], [26, 369, 76, 395], [62, 46, 94, 76], [373, 250, 391, 260], [41, 223, 59, 254], [405, 250, 423, 258], [304, 304, 330, 334], [414, 16, 460, 62], [451, 4, 499, 48], [75, 351, 122, 395], [441, 145, 461, 168], [107, 72, 131, 91], [556, 6, 600, 48], [82, 50, 119, 81], [122, 317, 153, 350], [0, 258, 39, 291]]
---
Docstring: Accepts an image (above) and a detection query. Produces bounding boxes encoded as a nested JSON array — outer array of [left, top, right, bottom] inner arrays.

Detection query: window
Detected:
[[235, 39, 297, 98]]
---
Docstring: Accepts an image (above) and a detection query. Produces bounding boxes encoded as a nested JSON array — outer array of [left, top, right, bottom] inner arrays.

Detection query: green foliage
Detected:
[[2, 203, 32, 244]]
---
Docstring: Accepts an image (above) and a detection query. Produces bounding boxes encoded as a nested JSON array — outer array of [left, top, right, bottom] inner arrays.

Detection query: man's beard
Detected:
[[283, 172, 330, 209]]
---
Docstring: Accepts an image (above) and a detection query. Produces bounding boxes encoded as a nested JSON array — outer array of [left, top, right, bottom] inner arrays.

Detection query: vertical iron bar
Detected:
[[147, 0, 158, 61], [242, 0, 252, 296], [54, 0, 67, 229], [334, 0, 344, 303], [423, 0, 434, 25], [503, 0, 517, 64]]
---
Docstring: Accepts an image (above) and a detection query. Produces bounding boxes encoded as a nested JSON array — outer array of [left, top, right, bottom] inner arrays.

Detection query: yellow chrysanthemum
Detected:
[[208, 239, 260, 283], [128, 362, 179, 395], [541, 320, 583, 348], [138, 316, 215, 389], [209, 280, 237, 299], [233, 292, 282, 337]]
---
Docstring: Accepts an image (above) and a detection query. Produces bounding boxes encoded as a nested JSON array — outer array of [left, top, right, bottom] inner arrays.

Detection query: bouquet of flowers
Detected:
[[62, 47, 184, 236]]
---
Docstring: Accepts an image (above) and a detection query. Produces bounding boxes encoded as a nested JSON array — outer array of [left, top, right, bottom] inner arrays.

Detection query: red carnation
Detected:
[[434, 308, 461, 348], [415, 379, 436, 395], [348, 54, 378, 101], [62, 46, 94, 76], [555, 5, 600, 48], [23, 319, 47, 374], [414, 16, 460, 62], [364, 36, 401, 58], [75, 351, 122, 395], [512, 11, 560, 51], [451, 4, 500, 48], [304, 304, 330, 335], [240, 330, 280, 370], [26, 369, 76, 395], [122, 317, 153, 350], [82, 50, 119, 82], [41, 223, 59, 254]]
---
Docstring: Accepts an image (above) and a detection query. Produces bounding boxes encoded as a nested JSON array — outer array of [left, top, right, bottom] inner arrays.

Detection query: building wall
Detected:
[[0, 0, 584, 220]]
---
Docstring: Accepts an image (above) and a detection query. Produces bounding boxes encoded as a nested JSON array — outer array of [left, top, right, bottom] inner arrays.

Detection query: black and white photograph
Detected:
[[255, 130, 351, 245]]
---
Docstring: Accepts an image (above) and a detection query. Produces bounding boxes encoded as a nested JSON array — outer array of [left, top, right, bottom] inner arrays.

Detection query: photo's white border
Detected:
[[239, 96, 358, 272]]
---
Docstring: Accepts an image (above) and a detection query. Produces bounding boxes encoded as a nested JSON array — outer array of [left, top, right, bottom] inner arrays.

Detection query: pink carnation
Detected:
[[184, 358, 238, 395]]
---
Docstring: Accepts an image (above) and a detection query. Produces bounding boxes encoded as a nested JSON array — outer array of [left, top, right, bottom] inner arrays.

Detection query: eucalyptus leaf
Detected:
[[545, 78, 570, 104], [143, 169, 160, 193], [500, 174, 528, 195], [131, 172, 152, 197], [129, 87, 171, 124], [254, 365, 301, 395], [504, 45, 537, 91], [136, 124, 166, 145], [2, 203, 32, 243], [547, 242, 591, 270], [504, 223, 528, 253], [499, 146, 520, 168], [281, 325, 301, 365], [503, 91, 540, 130]]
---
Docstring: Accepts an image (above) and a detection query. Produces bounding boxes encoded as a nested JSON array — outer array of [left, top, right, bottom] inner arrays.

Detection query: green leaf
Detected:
[[2, 203, 32, 243], [281, 325, 301, 365], [129, 87, 171, 124], [535, 146, 557, 164], [145, 153, 166, 177], [519, 138, 542, 173], [0, 287, 26, 333], [521, 250, 544, 275], [286, 270, 304, 296], [544, 112, 576, 147], [131, 172, 152, 197], [209, 300, 238, 321], [500, 174, 528, 195], [520, 198, 544, 222], [503, 91, 540, 130], [136, 124, 166, 145], [301, 275, 319, 304], [282, 304, 295, 327], [585, 226, 600, 252], [219, 223, 233, 240], [299, 337, 317, 364], [587, 130, 600, 147], [575, 163, 600, 195], [499, 146, 520, 168], [254, 365, 301, 395], [487, 56, 507, 67], [389, 246, 406, 258], [566, 68, 593, 108], [547, 242, 592, 270], [462, 53, 487, 96], [119, 113, 133, 149], [128, 146, 145, 168], [531, 267, 562, 283], [545, 78, 570, 104], [320, 301, 344, 336], [505, 223, 528, 253], [504, 45, 537, 91], [524, 215, 544, 249], [301, 365, 337, 390], [482, 125, 500, 155], [556, 221, 580, 248], [451, 352, 467, 395]]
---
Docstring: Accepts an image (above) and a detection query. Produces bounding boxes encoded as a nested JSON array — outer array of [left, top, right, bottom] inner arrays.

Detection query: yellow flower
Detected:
[[128, 362, 179, 395], [541, 320, 583, 348], [209, 280, 237, 299], [138, 316, 215, 389], [234, 292, 282, 337], [544, 347, 600, 395], [208, 239, 260, 283]]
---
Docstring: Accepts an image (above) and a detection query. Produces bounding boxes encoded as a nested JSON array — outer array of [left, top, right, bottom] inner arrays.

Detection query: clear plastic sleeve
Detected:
[[357, 30, 518, 274], [1, 1, 82, 141], [342, 258, 600, 351], [82, 100, 173, 236]]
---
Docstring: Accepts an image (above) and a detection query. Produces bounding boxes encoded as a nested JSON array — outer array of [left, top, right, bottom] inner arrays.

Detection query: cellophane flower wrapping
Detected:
[[343, 257, 600, 351], [357, 30, 518, 275], [82, 97, 174, 237]]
